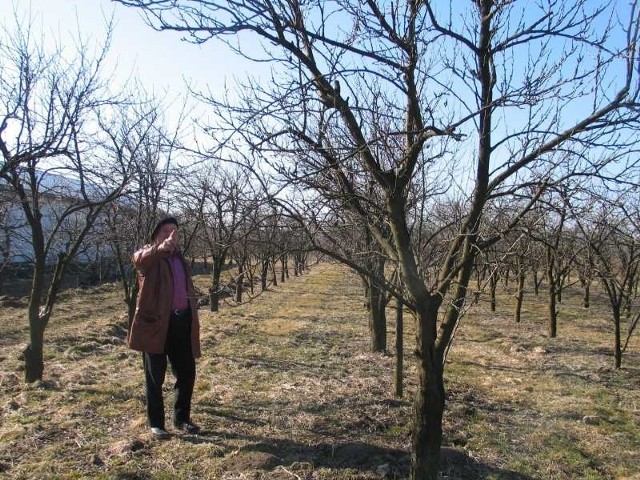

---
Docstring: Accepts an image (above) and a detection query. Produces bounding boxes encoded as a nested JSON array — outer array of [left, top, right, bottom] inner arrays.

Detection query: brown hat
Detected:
[[151, 217, 178, 241]]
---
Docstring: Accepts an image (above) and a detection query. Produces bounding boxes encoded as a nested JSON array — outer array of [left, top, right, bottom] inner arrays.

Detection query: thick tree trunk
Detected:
[[24, 320, 45, 382], [24, 258, 46, 382], [363, 277, 387, 352], [209, 289, 219, 313], [583, 283, 590, 309], [369, 297, 386, 352], [411, 302, 444, 480]]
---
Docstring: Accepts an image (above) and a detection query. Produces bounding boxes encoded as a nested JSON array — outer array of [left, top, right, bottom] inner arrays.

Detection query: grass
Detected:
[[443, 286, 640, 479], [0, 263, 639, 479]]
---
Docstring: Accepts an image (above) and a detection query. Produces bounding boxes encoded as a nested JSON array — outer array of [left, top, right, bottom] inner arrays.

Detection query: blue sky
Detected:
[[3, 0, 635, 181], [1, 0, 251, 98]]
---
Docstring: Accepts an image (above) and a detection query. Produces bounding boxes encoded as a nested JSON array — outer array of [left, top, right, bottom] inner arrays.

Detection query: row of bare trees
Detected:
[[0, 12, 313, 384], [3, 1, 640, 477], [100, 162, 314, 322], [474, 188, 640, 370], [0, 11, 310, 387], [0, 12, 175, 382], [113, 1, 640, 478]]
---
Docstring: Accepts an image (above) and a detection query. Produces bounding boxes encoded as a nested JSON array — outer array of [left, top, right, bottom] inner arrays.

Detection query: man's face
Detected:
[[155, 223, 178, 245]]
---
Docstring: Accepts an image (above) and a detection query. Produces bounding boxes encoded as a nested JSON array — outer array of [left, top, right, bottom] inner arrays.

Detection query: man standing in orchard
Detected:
[[129, 217, 201, 439]]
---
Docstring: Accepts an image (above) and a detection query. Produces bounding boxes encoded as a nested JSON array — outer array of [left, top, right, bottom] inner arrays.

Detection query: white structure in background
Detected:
[[0, 171, 112, 268]]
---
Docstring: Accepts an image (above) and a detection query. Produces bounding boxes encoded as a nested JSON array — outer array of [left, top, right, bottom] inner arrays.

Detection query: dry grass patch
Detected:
[[443, 284, 640, 479], [0, 263, 639, 479]]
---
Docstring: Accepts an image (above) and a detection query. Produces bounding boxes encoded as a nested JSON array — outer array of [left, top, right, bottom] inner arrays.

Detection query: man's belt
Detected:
[[171, 308, 191, 317]]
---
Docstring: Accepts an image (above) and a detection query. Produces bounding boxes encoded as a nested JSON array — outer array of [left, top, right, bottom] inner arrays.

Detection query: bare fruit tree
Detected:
[[115, 1, 640, 478], [173, 164, 255, 311], [572, 191, 640, 368], [0, 16, 139, 382], [101, 101, 178, 325]]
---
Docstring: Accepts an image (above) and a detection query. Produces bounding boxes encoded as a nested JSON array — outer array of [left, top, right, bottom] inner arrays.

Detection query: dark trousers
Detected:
[[143, 311, 196, 429]]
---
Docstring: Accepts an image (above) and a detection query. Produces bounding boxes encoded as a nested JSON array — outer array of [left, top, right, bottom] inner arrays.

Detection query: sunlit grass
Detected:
[[0, 263, 638, 479]]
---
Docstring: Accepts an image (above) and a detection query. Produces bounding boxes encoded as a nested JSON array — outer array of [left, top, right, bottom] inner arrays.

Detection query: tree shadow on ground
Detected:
[[180, 429, 535, 479], [439, 447, 536, 480]]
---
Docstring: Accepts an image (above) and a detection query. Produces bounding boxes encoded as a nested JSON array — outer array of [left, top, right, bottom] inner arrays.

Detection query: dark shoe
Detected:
[[174, 421, 201, 434], [150, 427, 171, 439]]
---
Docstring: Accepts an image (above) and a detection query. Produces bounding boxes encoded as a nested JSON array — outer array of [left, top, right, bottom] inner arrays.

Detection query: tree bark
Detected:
[[235, 265, 244, 303], [394, 296, 403, 398], [514, 267, 525, 323], [209, 289, 219, 313], [361, 254, 388, 352], [557, 282, 563, 303], [546, 247, 558, 338], [366, 278, 387, 352], [209, 255, 225, 312], [24, 315, 45, 382], [411, 301, 445, 480], [547, 278, 558, 338], [260, 259, 269, 291], [280, 255, 288, 282], [613, 307, 622, 369], [271, 260, 278, 287], [583, 282, 590, 309], [533, 269, 541, 296], [24, 231, 46, 382]]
